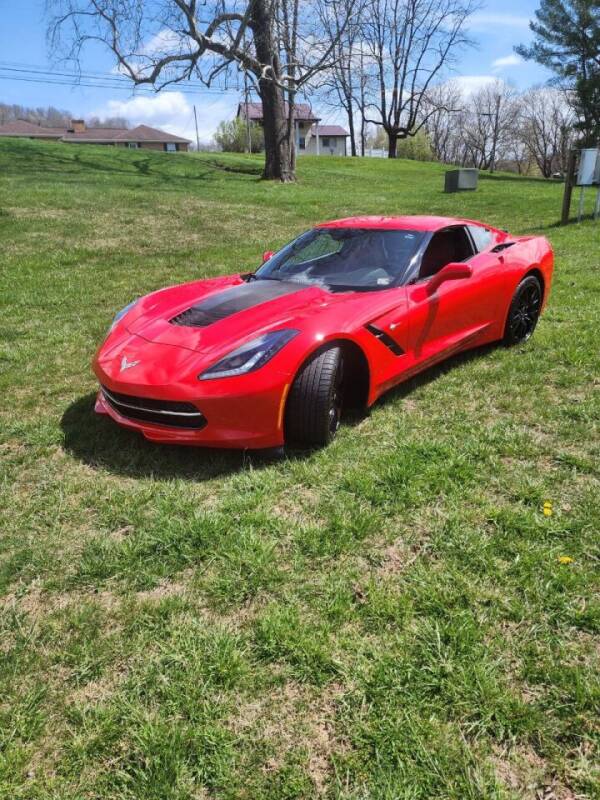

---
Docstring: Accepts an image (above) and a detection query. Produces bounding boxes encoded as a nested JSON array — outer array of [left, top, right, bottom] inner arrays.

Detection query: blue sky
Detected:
[[0, 0, 553, 143]]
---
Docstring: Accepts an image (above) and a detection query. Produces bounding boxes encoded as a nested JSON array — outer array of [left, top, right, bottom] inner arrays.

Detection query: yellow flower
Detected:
[[558, 556, 573, 565], [543, 500, 553, 517]]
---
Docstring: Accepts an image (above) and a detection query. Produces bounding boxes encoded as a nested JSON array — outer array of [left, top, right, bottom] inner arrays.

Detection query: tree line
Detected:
[[46, 0, 599, 181], [423, 81, 575, 178], [0, 103, 128, 130]]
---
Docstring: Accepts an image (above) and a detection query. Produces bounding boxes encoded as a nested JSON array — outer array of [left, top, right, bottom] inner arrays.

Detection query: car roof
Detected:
[[316, 215, 481, 232]]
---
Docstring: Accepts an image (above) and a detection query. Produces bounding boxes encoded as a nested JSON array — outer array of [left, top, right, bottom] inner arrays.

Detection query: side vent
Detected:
[[491, 241, 516, 253], [365, 323, 405, 355]]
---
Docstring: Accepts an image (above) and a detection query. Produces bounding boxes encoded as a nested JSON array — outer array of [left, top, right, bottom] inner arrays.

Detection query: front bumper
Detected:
[[94, 377, 290, 450]]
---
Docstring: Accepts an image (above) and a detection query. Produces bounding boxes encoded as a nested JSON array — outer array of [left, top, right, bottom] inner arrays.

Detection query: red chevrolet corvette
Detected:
[[94, 215, 553, 449]]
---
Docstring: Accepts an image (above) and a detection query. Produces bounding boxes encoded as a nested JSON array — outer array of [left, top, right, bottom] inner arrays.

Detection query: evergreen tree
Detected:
[[517, 0, 600, 144]]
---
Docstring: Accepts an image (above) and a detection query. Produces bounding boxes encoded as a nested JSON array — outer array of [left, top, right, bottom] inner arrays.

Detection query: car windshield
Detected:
[[254, 227, 424, 291]]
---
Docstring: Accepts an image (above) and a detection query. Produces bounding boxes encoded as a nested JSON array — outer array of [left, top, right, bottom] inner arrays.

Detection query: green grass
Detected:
[[0, 138, 598, 799]]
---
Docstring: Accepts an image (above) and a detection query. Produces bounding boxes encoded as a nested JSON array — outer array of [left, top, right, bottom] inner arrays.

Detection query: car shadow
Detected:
[[374, 342, 499, 409], [63, 345, 500, 480], [61, 394, 287, 481]]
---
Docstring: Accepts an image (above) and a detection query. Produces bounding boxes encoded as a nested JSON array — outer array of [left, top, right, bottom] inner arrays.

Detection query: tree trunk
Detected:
[[387, 131, 397, 158], [345, 100, 357, 157], [250, 0, 295, 182], [360, 110, 366, 157], [349, 113, 357, 157], [258, 82, 294, 181]]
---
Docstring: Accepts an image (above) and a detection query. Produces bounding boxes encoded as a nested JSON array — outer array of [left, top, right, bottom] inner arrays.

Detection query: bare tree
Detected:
[[463, 80, 520, 171], [421, 81, 576, 175], [518, 87, 575, 177], [47, 0, 356, 181], [361, 0, 478, 158], [316, 1, 368, 156], [420, 81, 465, 164]]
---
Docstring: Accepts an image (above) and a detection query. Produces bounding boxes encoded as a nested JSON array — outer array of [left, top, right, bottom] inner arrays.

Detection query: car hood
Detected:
[[122, 275, 339, 354]]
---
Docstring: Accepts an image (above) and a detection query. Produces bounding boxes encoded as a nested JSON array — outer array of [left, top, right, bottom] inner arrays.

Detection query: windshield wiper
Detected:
[[326, 283, 383, 293], [242, 273, 283, 282]]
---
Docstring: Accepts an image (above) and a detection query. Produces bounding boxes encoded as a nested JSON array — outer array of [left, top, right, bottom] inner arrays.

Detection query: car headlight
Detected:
[[110, 299, 139, 332], [199, 329, 299, 380]]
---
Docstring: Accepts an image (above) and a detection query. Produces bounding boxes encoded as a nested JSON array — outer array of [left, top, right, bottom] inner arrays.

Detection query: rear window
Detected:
[[468, 225, 493, 252]]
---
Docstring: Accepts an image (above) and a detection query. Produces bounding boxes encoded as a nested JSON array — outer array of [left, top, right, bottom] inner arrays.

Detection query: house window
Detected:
[[165, 142, 177, 152], [299, 137, 306, 150], [127, 142, 139, 149], [322, 137, 330, 147]]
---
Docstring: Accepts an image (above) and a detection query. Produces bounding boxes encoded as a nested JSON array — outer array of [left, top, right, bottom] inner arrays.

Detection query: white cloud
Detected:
[[466, 13, 531, 31], [143, 29, 189, 56], [452, 75, 498, 95], [492, 54, 523, 69], [92, 91, 238, 144]]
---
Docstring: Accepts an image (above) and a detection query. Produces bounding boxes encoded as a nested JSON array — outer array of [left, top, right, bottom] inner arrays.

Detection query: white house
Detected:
[[237, 102, 349, 156]]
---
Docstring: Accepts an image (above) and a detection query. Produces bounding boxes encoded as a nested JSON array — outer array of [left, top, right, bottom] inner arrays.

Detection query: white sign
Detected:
[[577, 148, 600, 186]]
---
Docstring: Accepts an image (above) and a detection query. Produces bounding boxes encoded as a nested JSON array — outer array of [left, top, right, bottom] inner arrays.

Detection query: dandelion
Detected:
[[543, 500, 553, 516], [558, 556, 573, 565]]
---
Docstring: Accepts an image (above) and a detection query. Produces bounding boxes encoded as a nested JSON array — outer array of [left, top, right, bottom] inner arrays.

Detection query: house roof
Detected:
[[60, 127, 131, 141], [0, 120, 64, 138], [311, 124, 349, 137], [0, 120, 190, 144], [239, 102, 320, 122], [118, 124, 190, 143], [63, 124, 191, 143]]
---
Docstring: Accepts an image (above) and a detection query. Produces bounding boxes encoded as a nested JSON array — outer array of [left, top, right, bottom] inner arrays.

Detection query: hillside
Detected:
[[0, 138, 598, 800]]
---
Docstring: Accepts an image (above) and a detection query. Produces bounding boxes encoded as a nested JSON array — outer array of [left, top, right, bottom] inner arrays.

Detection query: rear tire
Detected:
[[503, 275, 542, 346], [285, 346, 344, 447]]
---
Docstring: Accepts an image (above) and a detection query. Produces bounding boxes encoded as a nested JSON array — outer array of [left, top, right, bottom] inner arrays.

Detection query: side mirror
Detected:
[[262, 250, 274, 263], [427, 262, 472, 294]]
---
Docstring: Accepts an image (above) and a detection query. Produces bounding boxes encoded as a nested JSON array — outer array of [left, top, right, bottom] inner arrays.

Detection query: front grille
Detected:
[[101, 386, 207, 430]]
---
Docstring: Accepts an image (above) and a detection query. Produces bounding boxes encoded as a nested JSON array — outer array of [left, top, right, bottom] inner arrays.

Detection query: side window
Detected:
[[418, 227, 474, 281], [468, 225, 493, 252]]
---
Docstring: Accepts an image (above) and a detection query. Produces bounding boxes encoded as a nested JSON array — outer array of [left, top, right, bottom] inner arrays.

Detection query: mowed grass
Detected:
[[0, 138, 598, 800]]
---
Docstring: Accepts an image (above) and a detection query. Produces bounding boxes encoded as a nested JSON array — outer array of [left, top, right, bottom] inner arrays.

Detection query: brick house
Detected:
[[237, 103, 349, 156], [0, 119, 190, 151]]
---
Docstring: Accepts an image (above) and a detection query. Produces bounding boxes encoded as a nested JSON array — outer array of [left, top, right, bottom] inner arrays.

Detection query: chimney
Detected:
[[70, 119, 85, 133]]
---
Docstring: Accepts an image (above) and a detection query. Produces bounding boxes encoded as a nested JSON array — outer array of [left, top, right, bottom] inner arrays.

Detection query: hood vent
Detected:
[[365, 323, 404, 355], [171, 280, 303, 328]]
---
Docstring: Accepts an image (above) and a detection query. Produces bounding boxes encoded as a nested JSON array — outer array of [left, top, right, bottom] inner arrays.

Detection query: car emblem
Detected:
[[120, 355, 140, 372]]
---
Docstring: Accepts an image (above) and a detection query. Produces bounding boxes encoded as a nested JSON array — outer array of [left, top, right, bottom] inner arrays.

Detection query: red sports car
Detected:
[[94, 215, 553, 449]]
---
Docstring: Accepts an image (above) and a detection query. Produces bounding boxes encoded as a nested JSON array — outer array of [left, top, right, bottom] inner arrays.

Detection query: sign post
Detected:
[[560, 150, 578, 225]]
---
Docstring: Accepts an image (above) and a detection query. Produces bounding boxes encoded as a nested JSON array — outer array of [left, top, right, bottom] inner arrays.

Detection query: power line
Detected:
[[0, 61, 245, 97], [0, 61, 232, 91]]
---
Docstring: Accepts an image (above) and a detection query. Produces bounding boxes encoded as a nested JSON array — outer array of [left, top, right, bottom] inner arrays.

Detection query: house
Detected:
[[0, 119, 190, 151], [237, 102, 349, 156]]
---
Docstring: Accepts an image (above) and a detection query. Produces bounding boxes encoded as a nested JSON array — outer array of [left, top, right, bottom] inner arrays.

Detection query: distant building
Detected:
[[0, 119, 190, 151], [237, 102, 349, 156]]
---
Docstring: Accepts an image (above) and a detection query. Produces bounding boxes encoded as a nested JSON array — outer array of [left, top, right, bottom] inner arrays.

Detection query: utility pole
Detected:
[[489, 94, 501, 174], [193, 105, 200, 152]]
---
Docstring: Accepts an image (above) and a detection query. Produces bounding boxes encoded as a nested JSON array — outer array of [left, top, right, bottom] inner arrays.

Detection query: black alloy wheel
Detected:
[[504, 276, 542, 345], [285, 345, 345, 447]]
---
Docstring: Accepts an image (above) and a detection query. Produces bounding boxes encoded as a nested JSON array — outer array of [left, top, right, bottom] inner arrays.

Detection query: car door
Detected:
[[404, 225, 499, 364]]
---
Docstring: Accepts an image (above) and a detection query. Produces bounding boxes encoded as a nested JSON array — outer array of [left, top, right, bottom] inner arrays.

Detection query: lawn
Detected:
[[0, 138, 598, 800]]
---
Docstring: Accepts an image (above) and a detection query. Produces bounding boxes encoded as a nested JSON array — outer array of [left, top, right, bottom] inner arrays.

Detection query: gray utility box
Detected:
[[444, 168, 478, 193]]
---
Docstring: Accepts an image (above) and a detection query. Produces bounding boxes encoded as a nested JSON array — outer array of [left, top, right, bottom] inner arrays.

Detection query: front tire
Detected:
[[503, 275, 542, 346], [285, 346, 344, 447]]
